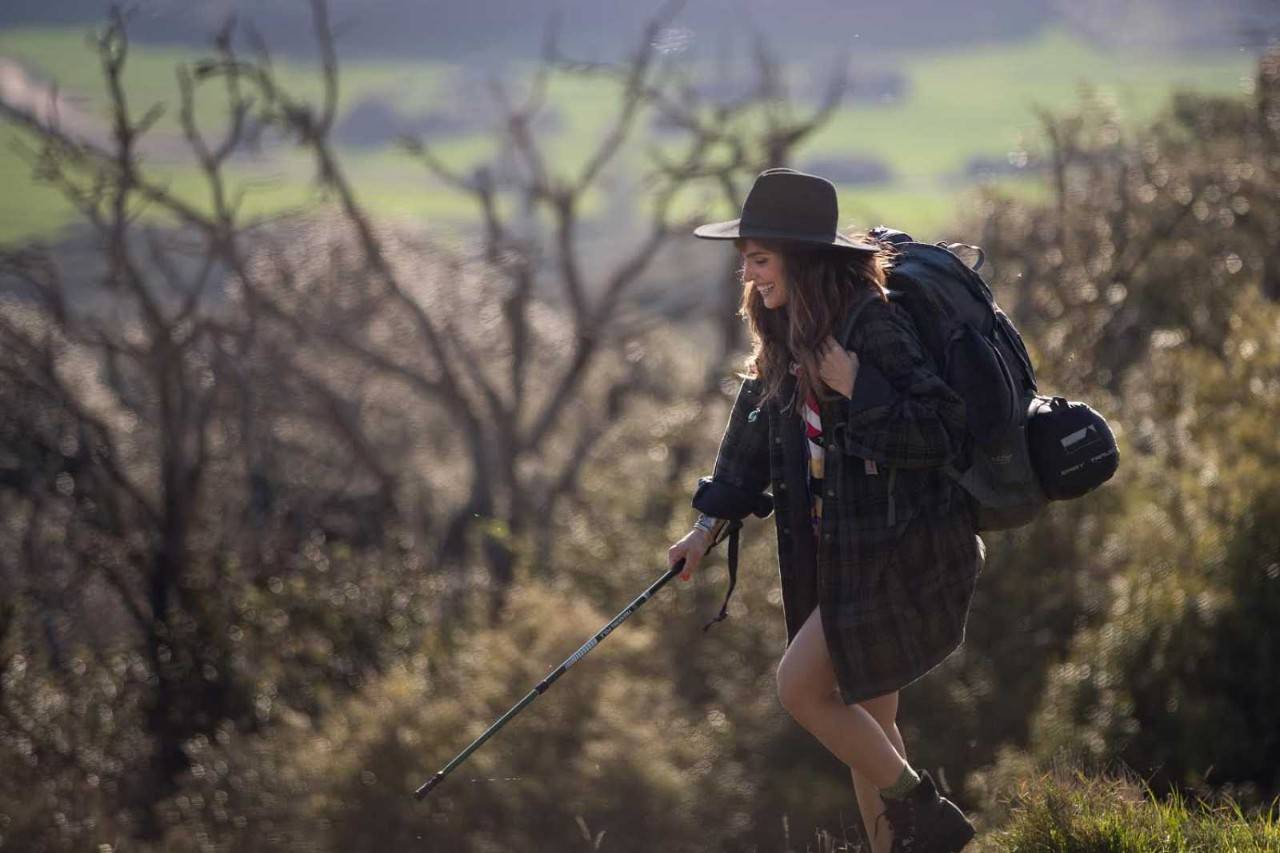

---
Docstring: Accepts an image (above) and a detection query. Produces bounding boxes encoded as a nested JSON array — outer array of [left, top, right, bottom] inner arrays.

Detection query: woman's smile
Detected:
[[740, 240, 789, 307]]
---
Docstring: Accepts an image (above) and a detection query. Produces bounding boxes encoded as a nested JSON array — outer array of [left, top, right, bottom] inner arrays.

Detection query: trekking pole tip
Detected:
[[414, 771, 446, 801]]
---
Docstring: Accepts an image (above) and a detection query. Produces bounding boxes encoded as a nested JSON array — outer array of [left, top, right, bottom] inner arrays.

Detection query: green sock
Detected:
[[879, 764, 921, 800]]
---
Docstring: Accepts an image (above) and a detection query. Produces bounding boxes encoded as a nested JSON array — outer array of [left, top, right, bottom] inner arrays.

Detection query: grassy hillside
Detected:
[[971, 764, 1280, 852], [0, 23, 1256, 246]]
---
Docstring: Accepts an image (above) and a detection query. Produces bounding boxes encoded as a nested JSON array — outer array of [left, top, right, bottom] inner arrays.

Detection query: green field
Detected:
[[0, 23, 1255, 245]]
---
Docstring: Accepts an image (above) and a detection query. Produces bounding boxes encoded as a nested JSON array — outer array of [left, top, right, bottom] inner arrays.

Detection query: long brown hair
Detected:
[[733, 234, 897, 413]]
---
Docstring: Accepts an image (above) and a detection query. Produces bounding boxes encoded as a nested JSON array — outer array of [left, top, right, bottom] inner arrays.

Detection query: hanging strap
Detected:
[[887, 465, 898, 527], [702, 518, 744, 632]]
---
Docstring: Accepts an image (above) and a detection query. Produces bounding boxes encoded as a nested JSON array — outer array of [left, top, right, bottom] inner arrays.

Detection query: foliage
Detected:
[[157, 581, 762, 853], [889, 48, 1280, 815], [973, 755, 1280, 853], [968, 48, 1280, 807], [1, 1, 1279, 849], [1029, 289, 1280, 807]]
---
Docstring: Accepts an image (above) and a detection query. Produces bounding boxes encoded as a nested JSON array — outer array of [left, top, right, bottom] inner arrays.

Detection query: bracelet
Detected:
[[693, 514, 726, 540]]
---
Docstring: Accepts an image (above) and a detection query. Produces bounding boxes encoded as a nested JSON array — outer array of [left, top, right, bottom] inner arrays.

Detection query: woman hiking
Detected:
[[667, 168, 984, 853]]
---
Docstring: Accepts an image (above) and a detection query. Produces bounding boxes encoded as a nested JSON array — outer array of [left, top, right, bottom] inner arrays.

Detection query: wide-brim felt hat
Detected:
[[693, 167, 879, 253]]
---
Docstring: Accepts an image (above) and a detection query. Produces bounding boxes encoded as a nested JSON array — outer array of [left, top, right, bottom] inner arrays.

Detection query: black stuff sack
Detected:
[[1026, 396, 1119, 500]]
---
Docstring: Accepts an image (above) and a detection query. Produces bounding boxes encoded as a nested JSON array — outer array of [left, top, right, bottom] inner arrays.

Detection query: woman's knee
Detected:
[[775, 658, 804, 716], [775, 657, 836, 717], [776, 607, 838, 717]]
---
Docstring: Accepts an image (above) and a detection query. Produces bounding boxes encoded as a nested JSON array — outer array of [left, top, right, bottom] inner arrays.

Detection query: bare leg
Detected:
[[776, 606, 908, 791], [851, 692, 907, 853]]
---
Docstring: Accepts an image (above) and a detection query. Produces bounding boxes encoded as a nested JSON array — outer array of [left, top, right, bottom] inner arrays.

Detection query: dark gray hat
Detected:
[[693, 167, 879, 252]]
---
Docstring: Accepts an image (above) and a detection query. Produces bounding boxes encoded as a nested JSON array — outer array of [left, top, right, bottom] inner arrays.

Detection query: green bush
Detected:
[[1029, 289, 1280, 806]]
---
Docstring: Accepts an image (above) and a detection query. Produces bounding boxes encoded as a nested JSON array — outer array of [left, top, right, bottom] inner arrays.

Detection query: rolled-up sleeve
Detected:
[[691, 376, 772, 520], [829, 300, 968, 470]]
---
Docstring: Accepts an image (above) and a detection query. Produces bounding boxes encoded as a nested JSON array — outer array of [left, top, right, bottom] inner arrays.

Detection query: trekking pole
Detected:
[[413, 519, 740, 801]]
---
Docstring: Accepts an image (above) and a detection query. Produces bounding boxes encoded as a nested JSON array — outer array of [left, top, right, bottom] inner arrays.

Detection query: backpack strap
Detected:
[[886, 465, 897, 527], [839, 288, 883, 349]]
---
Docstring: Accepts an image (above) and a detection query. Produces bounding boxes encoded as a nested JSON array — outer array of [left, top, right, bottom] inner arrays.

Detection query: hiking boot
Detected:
[[874, 769, 975, 853]]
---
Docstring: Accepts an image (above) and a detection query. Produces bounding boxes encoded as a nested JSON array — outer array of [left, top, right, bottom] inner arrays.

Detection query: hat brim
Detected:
[[693, 218, 879, 253]]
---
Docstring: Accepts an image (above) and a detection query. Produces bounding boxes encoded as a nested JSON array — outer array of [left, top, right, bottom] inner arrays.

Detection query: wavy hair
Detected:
[[732, 233, 897, 413]]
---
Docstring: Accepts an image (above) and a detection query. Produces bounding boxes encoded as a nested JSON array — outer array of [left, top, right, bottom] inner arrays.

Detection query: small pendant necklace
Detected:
[[786, 360, 803, 414]]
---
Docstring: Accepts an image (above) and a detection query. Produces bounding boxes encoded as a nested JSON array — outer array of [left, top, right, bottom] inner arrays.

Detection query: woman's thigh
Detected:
[[777, 605, 839, 709], [778, 606, 901, 720]]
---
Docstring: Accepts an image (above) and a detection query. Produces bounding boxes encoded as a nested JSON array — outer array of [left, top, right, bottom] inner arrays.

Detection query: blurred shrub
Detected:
[[907, 47, 1280, 810], [1029, 289, 1280, 807], [157, 581, 755, 852]]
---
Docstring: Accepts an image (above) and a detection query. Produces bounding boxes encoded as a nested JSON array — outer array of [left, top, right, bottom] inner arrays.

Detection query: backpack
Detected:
[[839, 226, 1118, 531], [696, 229, 1119, 632]]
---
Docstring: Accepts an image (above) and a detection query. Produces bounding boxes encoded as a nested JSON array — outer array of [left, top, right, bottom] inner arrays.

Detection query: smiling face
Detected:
[[739, 240, 789, 309]]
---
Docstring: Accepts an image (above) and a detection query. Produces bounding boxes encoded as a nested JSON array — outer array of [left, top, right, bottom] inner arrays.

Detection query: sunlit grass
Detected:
[[806, 763, 1280, 852], [801, 25, 1254, 177], [0, 25, 454, 130], [970, 764, 1280, 852], [0, 128, 79, 244]]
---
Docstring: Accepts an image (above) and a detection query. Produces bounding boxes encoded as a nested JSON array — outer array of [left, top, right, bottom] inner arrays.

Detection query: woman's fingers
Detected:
[[814, 338, 858, 398], [822, 338, 853, 365], [819, 337, 840, 367], [670, 537, 691, 578], [818, 341, 840, 381], [679, 548, 697, 580], [668, 542, 684, 568], [669, 535, 702, 581], [684, 534, 705, 579]]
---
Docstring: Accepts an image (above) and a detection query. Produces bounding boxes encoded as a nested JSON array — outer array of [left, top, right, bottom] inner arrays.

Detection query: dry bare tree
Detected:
[[0, 1, 854, 835], [156, 0, 855, 620], [390, 4, 854, 612]]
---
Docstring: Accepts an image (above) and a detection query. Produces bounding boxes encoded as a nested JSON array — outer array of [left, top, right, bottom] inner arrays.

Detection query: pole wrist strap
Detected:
[[701, 518, 743, 632]]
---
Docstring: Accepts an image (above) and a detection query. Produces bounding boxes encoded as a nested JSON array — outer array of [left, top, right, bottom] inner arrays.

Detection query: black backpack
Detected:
[[697, 229, 1119, 632], [839, 227, 1118, 531]]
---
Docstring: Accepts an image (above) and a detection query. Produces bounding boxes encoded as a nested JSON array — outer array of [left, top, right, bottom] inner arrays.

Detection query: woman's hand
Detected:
[[668, 528, 712, 581], [817, 335, 859, 399]]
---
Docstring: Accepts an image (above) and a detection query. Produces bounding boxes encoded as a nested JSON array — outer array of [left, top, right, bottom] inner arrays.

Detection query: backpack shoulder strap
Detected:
[[838, 288, 885, 349]]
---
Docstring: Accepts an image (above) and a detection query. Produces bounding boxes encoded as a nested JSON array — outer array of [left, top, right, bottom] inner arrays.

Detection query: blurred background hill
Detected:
[[1, 0, 1276, 56], [1, 0, 1275, 248]]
